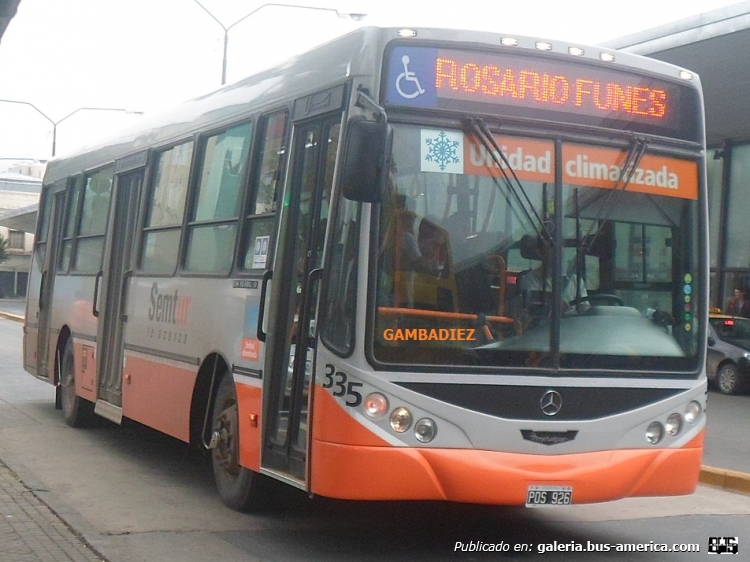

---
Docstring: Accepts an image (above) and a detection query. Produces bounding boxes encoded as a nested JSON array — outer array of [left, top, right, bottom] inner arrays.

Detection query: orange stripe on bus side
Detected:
[[122, 356, 197, 443], [310, 387, 704, 503], [235, 383, 262, 471]]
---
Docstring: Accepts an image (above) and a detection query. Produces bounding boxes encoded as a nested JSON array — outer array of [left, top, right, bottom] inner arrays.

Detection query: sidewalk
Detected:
[[0, 458, 105, 562], [0, 301, 109, 560]]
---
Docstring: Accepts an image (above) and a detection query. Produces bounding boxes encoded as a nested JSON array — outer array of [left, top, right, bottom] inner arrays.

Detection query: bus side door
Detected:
[[94, 159, 145, 422], [262, 86, 345, 481]]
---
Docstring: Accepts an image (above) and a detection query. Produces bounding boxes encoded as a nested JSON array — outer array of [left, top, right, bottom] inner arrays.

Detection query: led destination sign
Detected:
[[434, 55, 668, 121], [384, 45, 699, 140]]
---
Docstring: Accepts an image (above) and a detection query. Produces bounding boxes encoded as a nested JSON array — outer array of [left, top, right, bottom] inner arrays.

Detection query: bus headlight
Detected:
[[646, 421, 664, 444], [363, 393, 389, 419], [665, 413, 682, 436], [414, 418, 437, 443], [684, 401, 702, 424], [390, 407, 412, 433]]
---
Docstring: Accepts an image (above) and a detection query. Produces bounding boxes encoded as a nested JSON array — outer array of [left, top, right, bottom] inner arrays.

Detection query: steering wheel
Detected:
[[569, 293, 625, 306]]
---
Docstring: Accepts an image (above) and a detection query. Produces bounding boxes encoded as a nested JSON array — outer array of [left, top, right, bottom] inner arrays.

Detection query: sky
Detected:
[[0, 0, 746, 167]]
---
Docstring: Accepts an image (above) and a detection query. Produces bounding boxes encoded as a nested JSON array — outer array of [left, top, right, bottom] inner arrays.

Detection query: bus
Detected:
[[23, 26, 707, 511]]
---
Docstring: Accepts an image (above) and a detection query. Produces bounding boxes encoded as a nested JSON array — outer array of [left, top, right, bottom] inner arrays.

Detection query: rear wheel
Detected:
[[59, 339, 94, 427], [211, 373, 271, 512], [716, 362, 744, 395]]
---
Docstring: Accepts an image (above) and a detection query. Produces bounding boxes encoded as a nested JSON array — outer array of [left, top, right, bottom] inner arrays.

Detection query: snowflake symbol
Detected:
[[425, 131, 460, 171]]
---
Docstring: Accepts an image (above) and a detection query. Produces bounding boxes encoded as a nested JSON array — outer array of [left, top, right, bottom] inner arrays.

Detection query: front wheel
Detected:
[[59, 339, 94, 427], [716, 363, 744, 395], [211, 373, 272, 512]]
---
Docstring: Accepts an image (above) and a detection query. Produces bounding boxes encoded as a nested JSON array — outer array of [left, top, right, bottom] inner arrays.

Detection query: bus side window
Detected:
[[320, 199, 361, 355], [58, 177, 82, 273], [185, 122, 252, 274], [242, 110, 289, 271], [140, 141, 193, 274], [74, 167, 114, 273]]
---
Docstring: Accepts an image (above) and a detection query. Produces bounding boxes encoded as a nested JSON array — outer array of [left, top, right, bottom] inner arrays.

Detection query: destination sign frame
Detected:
[[382, 44, 701, 142]]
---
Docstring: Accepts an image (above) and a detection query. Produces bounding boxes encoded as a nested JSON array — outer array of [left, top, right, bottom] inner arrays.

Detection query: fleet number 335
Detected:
[[322, 364, 363, 407]]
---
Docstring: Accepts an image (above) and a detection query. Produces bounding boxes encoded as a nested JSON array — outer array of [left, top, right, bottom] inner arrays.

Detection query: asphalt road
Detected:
[[703, 390, 750, 473], [0, 317, 749, 561]]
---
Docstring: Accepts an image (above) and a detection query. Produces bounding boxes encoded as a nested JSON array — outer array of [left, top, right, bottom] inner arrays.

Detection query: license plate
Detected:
[[525, 486, 573, 507]]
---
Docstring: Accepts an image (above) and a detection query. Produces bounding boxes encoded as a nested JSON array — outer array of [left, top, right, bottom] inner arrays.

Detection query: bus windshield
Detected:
[[373, 123, 701, 372]]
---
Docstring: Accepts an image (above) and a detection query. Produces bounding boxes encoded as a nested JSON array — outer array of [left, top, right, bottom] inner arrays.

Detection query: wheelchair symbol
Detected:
[[396, 55, 425, 99]]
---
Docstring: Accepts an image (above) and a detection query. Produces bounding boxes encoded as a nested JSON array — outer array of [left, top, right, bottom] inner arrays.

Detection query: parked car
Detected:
[[707, 312, 750, 394]]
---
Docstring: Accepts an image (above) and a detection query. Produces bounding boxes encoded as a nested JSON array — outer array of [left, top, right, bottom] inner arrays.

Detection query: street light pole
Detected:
[[0, 99, 143, 156], [0, 98, 54, 151], [49, 107, 144, 157], [192, 1, 365, 85]]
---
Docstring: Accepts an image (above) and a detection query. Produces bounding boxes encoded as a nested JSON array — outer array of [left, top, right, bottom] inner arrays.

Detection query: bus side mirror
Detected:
[[340, 118, 391, 203]]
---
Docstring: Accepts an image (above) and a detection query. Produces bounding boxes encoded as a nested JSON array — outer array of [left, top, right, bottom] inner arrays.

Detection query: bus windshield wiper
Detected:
[[579, 137, 649, 255], [466, 118, 553, 246]]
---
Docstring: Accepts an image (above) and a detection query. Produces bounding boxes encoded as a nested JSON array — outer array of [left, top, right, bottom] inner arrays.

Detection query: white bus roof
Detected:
[[44, 26, 700, 184]]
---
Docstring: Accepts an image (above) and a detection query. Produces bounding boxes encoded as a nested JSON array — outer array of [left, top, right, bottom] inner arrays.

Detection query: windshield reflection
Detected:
[[372, 123, 700, 372]]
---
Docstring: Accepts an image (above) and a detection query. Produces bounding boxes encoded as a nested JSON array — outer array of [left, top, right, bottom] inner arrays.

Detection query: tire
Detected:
[[716, 363, 744, 395], [211, 373, 271, 512], [59, 339, 95, 427]]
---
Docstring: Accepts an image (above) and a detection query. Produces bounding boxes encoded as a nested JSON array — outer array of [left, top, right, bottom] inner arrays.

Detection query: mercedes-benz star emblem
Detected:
[[540, 390, 563, 416]]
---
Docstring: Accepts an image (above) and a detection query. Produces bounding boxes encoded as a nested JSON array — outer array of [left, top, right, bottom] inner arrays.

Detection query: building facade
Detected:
[[0, 162, 42, 296], [605, 1, 750, 313]]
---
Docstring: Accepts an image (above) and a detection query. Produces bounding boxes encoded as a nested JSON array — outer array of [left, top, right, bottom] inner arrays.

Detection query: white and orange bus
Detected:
[[24, 26, 708, 511]]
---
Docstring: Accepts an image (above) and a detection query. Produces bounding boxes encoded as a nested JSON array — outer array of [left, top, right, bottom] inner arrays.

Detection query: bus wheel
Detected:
[[211, 373, 270, 512], [59, 339, 94, 428]]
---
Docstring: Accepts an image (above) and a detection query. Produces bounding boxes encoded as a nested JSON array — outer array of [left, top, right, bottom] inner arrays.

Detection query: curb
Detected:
[[0, 311, 23, 322], [699, 465, 750, 495]]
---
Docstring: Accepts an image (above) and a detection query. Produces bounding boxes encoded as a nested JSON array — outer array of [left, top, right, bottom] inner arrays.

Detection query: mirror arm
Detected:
[[355, 87, 387, 123]]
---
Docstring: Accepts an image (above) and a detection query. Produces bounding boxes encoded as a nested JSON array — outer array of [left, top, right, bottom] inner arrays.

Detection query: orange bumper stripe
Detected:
[[311, 438, 703, 503], [310, 386, 703, 503]]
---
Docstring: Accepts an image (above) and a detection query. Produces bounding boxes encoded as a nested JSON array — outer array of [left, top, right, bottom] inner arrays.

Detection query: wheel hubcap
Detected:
[[214, 403, 239, 475], [719, 368, 736, 392]]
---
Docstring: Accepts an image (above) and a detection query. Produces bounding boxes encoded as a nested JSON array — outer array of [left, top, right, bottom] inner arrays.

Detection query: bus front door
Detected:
[[262, 113, 341, 482], [94, 168, 142, 422]]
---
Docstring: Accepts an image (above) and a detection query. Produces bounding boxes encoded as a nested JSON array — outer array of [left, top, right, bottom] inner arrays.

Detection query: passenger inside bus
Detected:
[[393, 210, 456, 311], [396, 210, 441, 277], [417, 218, 449, 278]]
